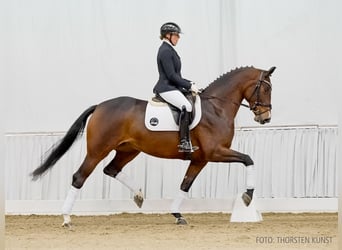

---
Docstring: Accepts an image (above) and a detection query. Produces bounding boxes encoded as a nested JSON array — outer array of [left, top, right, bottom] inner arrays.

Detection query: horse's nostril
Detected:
[[258, 117, 271, 125]]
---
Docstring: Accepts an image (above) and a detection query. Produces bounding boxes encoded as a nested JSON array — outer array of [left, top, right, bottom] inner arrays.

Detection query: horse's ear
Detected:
[[265, 66, 276, 77]]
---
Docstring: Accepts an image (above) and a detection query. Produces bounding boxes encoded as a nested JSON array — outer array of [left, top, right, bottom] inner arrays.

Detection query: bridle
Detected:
[[199, 70, 272, 114], [241, 71, 272, 114]]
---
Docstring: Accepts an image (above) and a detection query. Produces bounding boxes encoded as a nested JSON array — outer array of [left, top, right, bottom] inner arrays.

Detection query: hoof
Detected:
[[175, 217, 188, 225], [62, 214, 72, 228], [242, 192, 252, 206], [62, 222, 72, 228], [134, 189, 144, 208]]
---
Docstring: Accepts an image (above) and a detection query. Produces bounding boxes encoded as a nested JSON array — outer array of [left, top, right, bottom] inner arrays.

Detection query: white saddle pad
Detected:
[[144, 95, 202, 131]]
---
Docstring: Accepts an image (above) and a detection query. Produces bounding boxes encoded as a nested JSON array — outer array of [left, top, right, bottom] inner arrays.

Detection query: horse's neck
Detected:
[[203, 83, 244, 120], [209, 79, 244, 103], [203, 69, 258, 119]]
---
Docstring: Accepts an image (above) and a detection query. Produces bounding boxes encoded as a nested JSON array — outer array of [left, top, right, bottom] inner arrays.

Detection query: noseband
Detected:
[[241, 71, 272, 113]]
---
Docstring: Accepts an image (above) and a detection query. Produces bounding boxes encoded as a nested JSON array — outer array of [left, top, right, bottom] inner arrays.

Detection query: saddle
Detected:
[[151, 92, 196, 125], [145, 93, 202, 131]]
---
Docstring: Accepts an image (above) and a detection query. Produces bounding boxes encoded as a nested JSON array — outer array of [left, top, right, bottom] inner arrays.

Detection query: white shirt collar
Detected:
[[162, 39, 179, 54], [163, 38, 174, 47]]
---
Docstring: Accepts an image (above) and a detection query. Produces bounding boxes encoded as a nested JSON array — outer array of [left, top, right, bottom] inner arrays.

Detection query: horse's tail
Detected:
[[31, 105, 97, 180]]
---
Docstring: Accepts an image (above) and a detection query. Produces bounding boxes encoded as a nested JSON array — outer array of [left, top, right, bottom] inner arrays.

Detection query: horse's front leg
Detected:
[[212, 148, 256, 206], [171, 161, 207, 224]]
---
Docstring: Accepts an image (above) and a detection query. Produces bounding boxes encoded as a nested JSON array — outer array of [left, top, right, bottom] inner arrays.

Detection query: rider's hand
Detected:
[[190, 83, 200, 94]]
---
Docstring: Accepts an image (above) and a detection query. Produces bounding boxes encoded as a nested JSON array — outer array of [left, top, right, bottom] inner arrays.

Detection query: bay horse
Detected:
[[31, 66, 276, 226]]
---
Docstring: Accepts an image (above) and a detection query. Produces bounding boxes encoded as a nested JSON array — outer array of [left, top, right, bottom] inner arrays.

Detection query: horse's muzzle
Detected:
[[254, 110, 271, 125]]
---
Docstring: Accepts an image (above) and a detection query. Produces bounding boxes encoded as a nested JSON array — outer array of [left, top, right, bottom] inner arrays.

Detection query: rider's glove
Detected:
[[190, 82, 200, 94]]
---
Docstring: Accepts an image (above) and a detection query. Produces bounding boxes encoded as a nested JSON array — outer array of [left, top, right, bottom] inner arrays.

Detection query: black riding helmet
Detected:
[[160, 22, 182, 38]]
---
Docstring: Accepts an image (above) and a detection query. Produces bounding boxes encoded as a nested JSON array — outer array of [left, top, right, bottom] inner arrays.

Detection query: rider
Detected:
[[153, 22, 200, 153]]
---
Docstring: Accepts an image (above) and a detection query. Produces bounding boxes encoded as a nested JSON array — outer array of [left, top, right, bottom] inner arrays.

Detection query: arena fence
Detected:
[[5, 125, 337, 214]]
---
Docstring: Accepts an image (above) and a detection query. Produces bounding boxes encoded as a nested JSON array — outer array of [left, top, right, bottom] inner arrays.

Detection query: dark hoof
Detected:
[[242, 192, 252, 206], [62, 222, 72, 228], [175, 217, 188, 225], [134, 189, 144, 208]]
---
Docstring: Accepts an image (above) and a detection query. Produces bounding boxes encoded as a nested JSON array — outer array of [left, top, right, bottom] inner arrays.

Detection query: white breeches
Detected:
[[159, 90, 192, 112]]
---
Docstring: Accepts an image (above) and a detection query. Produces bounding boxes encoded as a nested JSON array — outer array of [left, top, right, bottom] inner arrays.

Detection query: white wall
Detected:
[[1, 0, 234, 132], [234, 0, 341, 126], [1, 0, 341, 132]]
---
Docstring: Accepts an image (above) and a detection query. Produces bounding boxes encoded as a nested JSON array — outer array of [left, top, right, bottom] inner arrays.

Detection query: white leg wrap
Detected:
[[246, 165, 256, 189], [62, 186, 79, 215], [115, 171, 140, 195], [171, 190, 188, 213]]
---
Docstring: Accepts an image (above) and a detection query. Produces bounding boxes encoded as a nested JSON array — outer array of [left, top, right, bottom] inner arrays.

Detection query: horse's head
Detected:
[[245, 67, 276, 125]]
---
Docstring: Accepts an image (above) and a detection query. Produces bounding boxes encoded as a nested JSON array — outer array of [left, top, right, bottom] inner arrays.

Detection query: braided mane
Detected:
[[203, 66, 255, 91]]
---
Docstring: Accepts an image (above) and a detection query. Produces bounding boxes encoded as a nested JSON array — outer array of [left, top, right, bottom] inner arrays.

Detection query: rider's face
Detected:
[[167, 33, 180, 46]]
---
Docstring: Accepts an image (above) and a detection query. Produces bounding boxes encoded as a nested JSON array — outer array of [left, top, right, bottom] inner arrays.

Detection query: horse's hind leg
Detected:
[[103, 150, 143, 208], [171, 161, 207, 225], [62, 154, 103, 227]]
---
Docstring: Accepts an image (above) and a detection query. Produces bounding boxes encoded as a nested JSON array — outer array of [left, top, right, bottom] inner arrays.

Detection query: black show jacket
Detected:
[[153, 41, 192, 94]]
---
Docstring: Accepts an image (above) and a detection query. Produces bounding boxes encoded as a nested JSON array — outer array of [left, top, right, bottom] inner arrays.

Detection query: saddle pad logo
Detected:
[[150, 117, 159, 126]]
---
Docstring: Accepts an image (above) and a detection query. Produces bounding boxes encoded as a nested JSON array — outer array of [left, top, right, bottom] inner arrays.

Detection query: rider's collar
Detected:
[[163, 38, 174, 47]]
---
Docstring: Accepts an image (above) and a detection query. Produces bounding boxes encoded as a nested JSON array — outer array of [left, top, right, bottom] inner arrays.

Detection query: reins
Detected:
[[240, 103, 250, 108]]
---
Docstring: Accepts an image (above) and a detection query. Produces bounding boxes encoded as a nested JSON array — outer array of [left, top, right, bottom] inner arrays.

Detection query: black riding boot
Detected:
[[178, 108, 198, 153]]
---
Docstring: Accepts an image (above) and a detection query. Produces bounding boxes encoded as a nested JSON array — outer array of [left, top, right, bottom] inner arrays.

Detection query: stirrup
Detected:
[[177, 141, 199, 153]]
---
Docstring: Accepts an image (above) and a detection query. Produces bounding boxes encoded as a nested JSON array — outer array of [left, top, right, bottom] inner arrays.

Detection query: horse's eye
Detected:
[[263, 85, 271, 93]]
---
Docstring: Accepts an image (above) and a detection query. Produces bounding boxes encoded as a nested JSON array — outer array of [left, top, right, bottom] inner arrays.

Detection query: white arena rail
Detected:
[[5, 125, 338, 214]]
